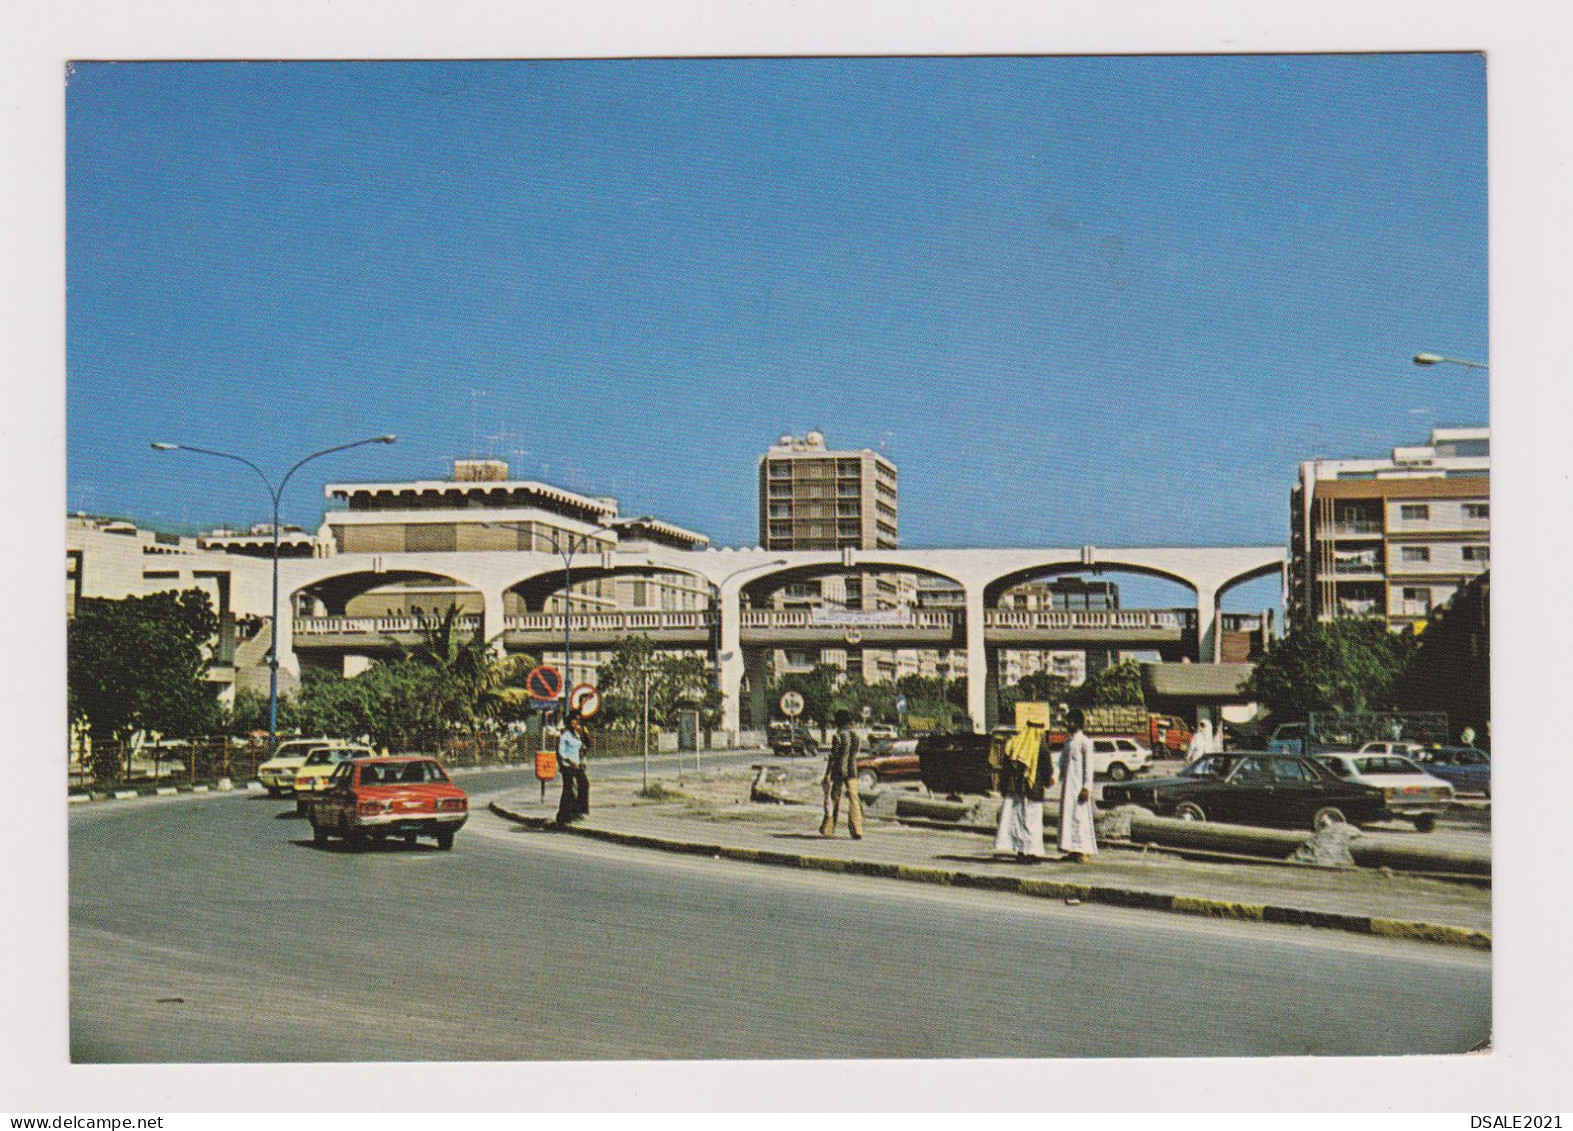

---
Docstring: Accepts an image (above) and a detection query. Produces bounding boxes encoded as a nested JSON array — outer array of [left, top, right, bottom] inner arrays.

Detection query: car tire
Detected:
[[435, 830, 455, 851], [1106, 763, 1130, 783], [1175, 801, 1207, 822], [1313, 806, 1347, 831], [857, 769, 879, 793], [402, 831, 419, 847], [347, 829, 368, 850]]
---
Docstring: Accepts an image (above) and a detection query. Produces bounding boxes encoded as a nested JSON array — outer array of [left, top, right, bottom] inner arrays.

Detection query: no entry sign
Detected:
[[526, 664, 563, 703], [569, 683, 601, 719], [779, 690, 805, 718]]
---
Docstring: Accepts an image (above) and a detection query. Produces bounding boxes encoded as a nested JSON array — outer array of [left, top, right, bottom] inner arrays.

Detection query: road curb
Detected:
[[489, 799, 1490, 951]]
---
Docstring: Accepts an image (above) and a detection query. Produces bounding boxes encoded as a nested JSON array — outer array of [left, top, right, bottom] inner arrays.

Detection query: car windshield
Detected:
[[359, 760, 448, 786], [304, 748, 355, 766]]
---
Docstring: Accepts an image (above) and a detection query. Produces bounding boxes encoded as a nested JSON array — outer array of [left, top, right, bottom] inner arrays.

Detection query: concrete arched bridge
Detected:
[[276, 543, 1285, 736]]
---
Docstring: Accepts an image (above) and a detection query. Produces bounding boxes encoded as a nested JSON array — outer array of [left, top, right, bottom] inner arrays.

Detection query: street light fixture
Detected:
[[545, 515, 655, 715], [151, 434, 398, 754], [1413, 352, 1489, 370]]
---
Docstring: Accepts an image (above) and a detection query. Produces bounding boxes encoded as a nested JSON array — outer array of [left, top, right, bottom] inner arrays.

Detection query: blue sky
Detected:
[[66, 55, 1487, 611]]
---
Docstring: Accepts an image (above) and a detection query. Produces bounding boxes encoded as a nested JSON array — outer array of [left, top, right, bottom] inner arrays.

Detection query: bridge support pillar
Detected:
[[480, 584, 508, 657], [1195, 585, 1221, 663], [273, 607, 299, 679], [984, 646, 1000, 732], [964, 585, 988, 733], [717, 587, 745, 744]]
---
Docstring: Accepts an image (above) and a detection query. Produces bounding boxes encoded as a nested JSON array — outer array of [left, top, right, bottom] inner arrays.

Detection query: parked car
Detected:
[[1356, 740, 1429, 760], [1100, 752, 1390, 830], [866, 724, 900, 743], [915, 731, 999, 796], [1416, 746, 1491, 797], [768, 722, 819, 758], [1314, 752, 1454, 832], [1088, 736, 1152, 782], [259, 738, 365, 797], [291, 743, 376, 812], [856, 738, 920, 792], [309, 756, 468, 850]]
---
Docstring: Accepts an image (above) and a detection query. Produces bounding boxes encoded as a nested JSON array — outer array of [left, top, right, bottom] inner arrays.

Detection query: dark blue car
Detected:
[[1419, 746, 1490, 797]]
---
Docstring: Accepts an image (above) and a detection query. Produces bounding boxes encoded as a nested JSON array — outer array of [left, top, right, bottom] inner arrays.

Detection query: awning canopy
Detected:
[[1141, 661, 1257, 704]]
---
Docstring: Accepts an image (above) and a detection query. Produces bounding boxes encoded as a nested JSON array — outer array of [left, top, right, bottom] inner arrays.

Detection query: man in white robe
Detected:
[[1057, 708, 1098, 862], [994, 721, 1048, 859], [1186, 719, 1212, 765]]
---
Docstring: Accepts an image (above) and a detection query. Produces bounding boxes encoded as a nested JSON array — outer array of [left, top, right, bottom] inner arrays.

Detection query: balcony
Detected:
[[1319, 520, 1384, 538]]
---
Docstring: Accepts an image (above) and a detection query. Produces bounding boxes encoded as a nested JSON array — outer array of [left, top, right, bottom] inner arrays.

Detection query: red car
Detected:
[[309, 756, 468, 850], [856, 738, 921, 791]]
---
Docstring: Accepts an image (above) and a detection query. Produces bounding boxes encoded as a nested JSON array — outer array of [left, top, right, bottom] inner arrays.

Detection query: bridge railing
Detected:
[[293, 606, 1199, 638]]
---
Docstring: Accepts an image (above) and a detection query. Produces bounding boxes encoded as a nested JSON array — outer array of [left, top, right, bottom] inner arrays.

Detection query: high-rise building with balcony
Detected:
[[1289, 427, 1489, 629], [758, 432, 911, 682]]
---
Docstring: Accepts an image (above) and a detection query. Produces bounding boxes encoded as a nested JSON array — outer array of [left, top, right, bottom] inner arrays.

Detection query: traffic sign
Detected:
[[779, 690, 805, 718], [526, 664, 563, 702], [569, 683, 601, 719]]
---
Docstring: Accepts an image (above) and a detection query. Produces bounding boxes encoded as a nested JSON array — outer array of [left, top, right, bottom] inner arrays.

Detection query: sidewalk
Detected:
[[488, 766, 1491, 950]]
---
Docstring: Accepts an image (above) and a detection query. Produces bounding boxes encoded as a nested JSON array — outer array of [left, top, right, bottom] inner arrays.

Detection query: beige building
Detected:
[[757, 432, 914, 682], [1289, 427, 1489, 628], [66, 514, 277, 702]]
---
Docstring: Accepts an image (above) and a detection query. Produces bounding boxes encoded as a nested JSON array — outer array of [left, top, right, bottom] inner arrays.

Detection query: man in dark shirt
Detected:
[[819, 710, 864, 839]]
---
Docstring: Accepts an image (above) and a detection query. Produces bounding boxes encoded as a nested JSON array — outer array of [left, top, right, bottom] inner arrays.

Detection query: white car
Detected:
[[1089, 737, 1152, 782], [866, 724, 900, 742], [1356, 740, 1429, 760], [258, 738, 372, 797], [1314, 752, 1454, 831]]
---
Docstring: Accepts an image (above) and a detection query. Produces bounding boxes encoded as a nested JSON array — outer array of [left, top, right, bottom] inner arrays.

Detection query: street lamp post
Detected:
[[151, 435, 397, 754], [545, 516, 654, 716]]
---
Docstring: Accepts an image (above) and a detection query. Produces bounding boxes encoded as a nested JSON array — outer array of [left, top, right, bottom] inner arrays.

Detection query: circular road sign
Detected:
[[779, 690, 805, 718], [526, 664, 563, 703], [569, 683, 601, 719]]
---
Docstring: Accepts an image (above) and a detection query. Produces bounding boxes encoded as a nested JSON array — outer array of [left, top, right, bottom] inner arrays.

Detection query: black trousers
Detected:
[[556, 763, 589, 823]]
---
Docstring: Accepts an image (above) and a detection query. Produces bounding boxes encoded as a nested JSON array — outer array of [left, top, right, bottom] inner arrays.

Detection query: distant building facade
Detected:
[[1289, 427, 1489, 629]]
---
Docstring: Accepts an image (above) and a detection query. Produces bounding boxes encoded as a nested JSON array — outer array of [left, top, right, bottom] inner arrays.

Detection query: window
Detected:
[[1269, 758, 1308, 782], [1401, 587, 1432, 616], [1463, 545, 1489, 562], [1463, 503, 1489, 520], [1399, 504, 1430, 521], [1400, 546, 1430, 563]]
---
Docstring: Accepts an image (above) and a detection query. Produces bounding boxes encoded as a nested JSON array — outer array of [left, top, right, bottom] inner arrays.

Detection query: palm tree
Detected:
[[388, 608, 536, 757]]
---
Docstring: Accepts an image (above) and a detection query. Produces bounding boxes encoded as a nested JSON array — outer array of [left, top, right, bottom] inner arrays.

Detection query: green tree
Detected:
[[1244, 616, 1417, 719], [769, 663, 842, 727], [68, 589, 224, 780], [597, 635, 724, 729], [1393, 575, 1489, 741], [1075, 658, 1147, 707], [998, 670, 1072, 719], [388, 608, 535, 747], [829, 671, 899, 725]]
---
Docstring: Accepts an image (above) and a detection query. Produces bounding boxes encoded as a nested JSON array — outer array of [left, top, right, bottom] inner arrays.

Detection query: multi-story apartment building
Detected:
[[757, 432, 910, 683], [1289, 427, 1489, 629]]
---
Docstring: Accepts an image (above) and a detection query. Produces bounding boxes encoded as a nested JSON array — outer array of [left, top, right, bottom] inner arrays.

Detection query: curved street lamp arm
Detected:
[[153, 443, 278, 507], [278, 435, 398, 499]]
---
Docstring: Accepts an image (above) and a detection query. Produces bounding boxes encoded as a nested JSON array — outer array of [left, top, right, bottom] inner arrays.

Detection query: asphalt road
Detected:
[[70, 774, 1490, 1062]]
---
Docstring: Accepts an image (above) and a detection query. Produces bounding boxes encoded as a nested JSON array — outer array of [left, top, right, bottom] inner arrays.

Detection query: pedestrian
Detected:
[[1057, 707, 1098, 863], [819, 709, 864, 839], [554, 711, 590, 826], [994, 719, 1048, 860], [1186, 719, 1212, 765]]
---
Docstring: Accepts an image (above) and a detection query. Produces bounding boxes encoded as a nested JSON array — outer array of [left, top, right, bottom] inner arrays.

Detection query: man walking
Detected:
[[820, 709, 864, 839], [554, 712, 590, 826], [1057, 707, 1098, 863]]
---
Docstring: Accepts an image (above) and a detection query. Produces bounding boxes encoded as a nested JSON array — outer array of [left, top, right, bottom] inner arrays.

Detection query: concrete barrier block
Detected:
[[113, 790, 138, 800], [155, 787, 178, 796]]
